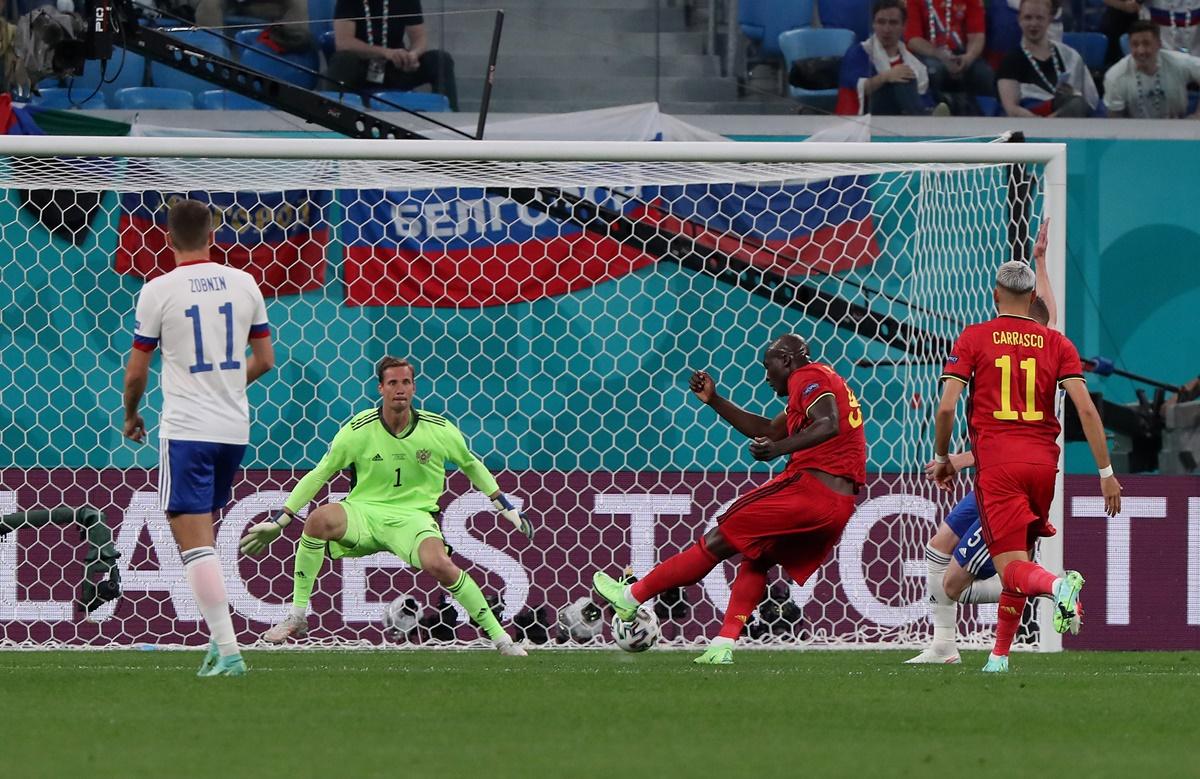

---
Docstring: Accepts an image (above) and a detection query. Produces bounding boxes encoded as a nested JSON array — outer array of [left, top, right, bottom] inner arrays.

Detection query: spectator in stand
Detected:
[[1102, 1, 1143, 67], [985, 0, 1063, 71], [192, 0, 311, 49], [904, 0, 995, 113], [997, 0, 1099, 117], [325, 0, 458, 110], [1143, 0, 1200, 53], [1104, 20, 1200, 116], [836, 0, 950, 115]]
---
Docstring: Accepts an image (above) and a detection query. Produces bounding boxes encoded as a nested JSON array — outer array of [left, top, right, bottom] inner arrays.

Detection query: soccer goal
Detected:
[[0, 136, 1066, 651]]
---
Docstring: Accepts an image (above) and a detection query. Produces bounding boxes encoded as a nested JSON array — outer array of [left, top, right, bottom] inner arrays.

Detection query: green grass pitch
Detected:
[[2, 649, 1198, 778]]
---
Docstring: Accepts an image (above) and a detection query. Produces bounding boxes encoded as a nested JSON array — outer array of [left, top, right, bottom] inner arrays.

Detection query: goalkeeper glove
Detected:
[[492, 493, 534, 540], [240, 510, 295, 556]]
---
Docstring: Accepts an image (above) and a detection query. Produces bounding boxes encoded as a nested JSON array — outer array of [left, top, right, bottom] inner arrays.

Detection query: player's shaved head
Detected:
[[763, 334, 812, 396], [376, 356, 415, 384], [767, 333, 810, 361], [167, 198, 214, 253]]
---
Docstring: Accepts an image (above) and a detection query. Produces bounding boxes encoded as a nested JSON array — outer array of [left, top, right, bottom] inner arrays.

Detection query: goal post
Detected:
[[0, 137, 1067, 650]]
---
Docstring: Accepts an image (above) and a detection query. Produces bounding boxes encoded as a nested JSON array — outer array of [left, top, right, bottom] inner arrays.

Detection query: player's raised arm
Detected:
[[445, 424, 534, 540], [1032, 219, 1058, 329], [690, 370, 783, 439], [240, 428, 353, 555], [1062, 378, 1121, 517]]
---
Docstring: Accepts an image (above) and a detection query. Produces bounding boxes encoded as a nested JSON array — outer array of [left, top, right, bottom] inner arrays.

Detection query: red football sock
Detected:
[[718, 558, 770, 640], [992, 590, 1027, 657], [1002, 559, 1058, 597], [631, 538, 719, 603]]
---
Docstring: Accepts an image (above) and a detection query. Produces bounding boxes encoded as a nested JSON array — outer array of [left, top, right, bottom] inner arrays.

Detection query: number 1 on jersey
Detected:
[[993, 355, 1044, 421], [184, 303, 243, 374]]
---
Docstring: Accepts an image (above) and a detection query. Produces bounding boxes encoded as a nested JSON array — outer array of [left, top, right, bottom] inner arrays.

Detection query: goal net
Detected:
[[0, 137, 1065, 650]]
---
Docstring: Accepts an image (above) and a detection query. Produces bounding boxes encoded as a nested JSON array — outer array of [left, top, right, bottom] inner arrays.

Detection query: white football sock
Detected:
[[182, 546, 239, 658], [925, 544, 956, 646], [290, 605, 307, 621], [710, 636, 735, 648], [957, 575, 1003, 604]]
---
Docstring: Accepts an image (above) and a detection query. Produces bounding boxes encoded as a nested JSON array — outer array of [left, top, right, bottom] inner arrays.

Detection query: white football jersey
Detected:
[[133, 260, 270, 444]]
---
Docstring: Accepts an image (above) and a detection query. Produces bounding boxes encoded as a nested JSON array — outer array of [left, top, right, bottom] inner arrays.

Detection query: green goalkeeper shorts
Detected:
[[330, 501, 445, 568]]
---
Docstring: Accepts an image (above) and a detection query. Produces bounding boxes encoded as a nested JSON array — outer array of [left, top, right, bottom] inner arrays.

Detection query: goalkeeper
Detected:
[[242, 356, 533, 656]]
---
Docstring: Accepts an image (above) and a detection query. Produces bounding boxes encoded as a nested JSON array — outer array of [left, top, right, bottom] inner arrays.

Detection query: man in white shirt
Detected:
[[1144, 0, 1200, 53], [1104, 19, 1200, 116], [123, 199, 275, 677]]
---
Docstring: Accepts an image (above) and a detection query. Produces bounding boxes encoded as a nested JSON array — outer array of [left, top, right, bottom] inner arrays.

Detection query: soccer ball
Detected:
[[612, 605, 659, 652], [556, 597, 605, 643], [382, 595, 421, 641]]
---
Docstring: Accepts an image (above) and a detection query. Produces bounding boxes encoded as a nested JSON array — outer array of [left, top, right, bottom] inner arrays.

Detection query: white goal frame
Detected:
[[0, 136, 1067, 651]]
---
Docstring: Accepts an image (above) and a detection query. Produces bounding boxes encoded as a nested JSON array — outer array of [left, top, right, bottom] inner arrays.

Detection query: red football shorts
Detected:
[[716, 469, 856, 586], [975, 462, 1058, 556]]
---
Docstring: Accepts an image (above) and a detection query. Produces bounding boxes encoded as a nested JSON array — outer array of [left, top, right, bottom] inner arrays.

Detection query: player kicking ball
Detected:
[[241, 356, 533, 656], [593, 334, 866, 665], [930, 260, 1120, 673]]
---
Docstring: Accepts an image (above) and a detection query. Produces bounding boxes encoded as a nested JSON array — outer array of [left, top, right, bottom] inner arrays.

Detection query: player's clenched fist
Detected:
[[689, 370, 716, 404]]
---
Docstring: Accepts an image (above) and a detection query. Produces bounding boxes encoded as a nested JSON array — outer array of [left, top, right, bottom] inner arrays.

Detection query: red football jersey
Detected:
[[784, 362, 868, 486], [941, 314, 1085, 469]]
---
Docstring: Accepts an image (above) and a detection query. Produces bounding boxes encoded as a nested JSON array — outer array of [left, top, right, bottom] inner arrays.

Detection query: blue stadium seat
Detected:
[[32, 88, 109, 109], [318, 91, 365, 107], [369, 90, 451, 112], [986, 2, 1022, 63], [197, 89, 271, 110], [309, 0, 338, 40], [320, 29, 337, 57], [1120, 33, 1130, 56], [235, 30, 321, 90], [741, 0, 814, 61], [817, 0, 870, 41], [778, 27, 856, 110], [975, 95, 1003, 117], [150, 30, 231, 96], [1064, 31, 1107, 70], [112, 86, 196, 109]]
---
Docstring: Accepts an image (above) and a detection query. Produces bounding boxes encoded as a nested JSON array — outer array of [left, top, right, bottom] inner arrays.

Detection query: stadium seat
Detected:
[[197, 89, 271, 110], [319, 29, 337, 58], [150, 30, 231, 96], [369, 91, 451, 112], [1064, 32, 1107, 70], [741, 0, 814, 64], [112, 87, 196, 109], [975, 95, 1003, 117], [1120, 33, 1130, 56], [318, 91, 365, 107], [778, 27, 856, 110], [309, 0, 338, 41], [236, 30, 321, 91], [816, 0, 870, 41], [31, 88, 109, 109]]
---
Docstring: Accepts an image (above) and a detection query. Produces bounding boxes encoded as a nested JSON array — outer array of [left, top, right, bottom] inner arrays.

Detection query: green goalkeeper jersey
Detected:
[[284, 407, 500, 515]]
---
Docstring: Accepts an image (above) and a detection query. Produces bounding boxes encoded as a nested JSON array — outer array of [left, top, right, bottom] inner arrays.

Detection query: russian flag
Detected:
[[115, 190, 331, 297]]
